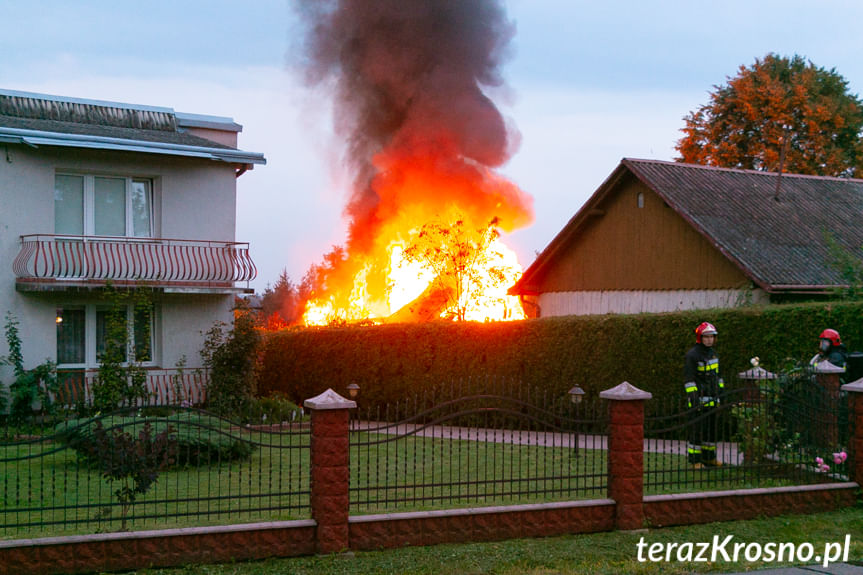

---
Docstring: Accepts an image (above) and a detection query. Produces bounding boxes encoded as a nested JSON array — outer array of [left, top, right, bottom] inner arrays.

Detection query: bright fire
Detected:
[[302, 210, 527, 326]]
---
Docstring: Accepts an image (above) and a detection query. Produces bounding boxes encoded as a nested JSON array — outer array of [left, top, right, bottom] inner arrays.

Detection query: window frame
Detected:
[[55, 173, 155, 238], [56, 303, 158, 370]]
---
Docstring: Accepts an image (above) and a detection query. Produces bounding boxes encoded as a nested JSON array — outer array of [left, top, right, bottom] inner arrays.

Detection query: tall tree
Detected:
[[259, 269, 305, 328], [676, 54, 863, 177]]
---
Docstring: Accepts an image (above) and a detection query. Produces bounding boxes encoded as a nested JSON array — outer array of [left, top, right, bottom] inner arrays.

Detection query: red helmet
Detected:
[[819, 328, 841, 346], [695, 322, 718, 344]]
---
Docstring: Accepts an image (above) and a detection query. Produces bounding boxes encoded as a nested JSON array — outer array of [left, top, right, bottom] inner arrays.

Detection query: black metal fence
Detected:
[[0, 407, 311, 538], [1, 366, 854, 539], [644, 367, 851, 494], [348, 378, 610, 513]]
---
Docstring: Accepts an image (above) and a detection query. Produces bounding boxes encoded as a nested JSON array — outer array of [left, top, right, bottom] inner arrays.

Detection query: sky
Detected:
[[3, 0, 863, 293]]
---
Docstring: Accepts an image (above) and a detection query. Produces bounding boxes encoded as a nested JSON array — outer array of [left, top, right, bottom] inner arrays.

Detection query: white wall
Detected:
[[537, 289, 770, 317], [0, 144, 238, 376]]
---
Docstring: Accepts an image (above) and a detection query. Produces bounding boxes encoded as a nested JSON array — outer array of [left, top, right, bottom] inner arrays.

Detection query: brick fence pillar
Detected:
[[816, 361, 845, 448], [840, 378, 863, 484], [305, 388, 356, 554], [600, 381, 652, 531]]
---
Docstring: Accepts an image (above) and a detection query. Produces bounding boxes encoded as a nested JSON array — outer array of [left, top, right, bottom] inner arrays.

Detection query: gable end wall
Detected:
[[537, 178, 750, 291]]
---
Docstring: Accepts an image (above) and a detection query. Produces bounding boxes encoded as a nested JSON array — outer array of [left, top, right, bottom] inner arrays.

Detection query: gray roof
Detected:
[[512, 158, 863, 294], [0, 89, 265, 165]]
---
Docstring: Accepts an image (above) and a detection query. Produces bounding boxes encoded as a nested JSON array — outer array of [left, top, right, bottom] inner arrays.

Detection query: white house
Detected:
[[0, 89, 265, 403]]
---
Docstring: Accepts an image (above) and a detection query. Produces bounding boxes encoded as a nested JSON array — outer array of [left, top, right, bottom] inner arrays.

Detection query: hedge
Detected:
[[257, 301, 863, 409]]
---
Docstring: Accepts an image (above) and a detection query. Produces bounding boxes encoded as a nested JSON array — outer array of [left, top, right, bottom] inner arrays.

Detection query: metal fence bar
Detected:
[[348, 378, 610, 513], [644, 368, 851, 495]]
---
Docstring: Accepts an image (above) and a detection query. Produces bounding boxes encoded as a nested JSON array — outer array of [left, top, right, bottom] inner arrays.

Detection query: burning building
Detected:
[[294, 0, 533, 325]]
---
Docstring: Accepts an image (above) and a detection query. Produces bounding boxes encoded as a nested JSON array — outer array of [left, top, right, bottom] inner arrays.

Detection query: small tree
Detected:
[[200, 310, 260, 417], [92, 286, 152, 412], [402, 216, 508, 321], [80, 420, 176, 531]]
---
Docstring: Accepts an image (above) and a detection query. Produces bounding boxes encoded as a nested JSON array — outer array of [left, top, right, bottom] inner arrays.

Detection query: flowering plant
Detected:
[[815, 451, 847, 473]]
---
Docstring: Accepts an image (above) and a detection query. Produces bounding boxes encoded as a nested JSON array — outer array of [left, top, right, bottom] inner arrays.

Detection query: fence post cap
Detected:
[[814, 360, 845, 374], [599, 381, 652, 401], [737, 366, 777, 380], [841, 378, 863, 393], [304, 388, 357, 410]]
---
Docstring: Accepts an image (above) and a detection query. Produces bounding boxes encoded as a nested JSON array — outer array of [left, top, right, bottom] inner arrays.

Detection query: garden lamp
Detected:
[[347, 383, 360, 399]]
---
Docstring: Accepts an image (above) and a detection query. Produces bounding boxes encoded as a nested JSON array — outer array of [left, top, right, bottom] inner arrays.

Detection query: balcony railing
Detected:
[[14, 234, 256, 290]]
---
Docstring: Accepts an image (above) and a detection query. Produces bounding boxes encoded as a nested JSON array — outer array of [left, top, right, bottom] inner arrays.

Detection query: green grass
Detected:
[[103, 504, 863, 575]]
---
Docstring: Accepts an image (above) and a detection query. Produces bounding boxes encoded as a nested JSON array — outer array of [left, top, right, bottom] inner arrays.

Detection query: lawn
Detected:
[[102, 504, 863, 575]]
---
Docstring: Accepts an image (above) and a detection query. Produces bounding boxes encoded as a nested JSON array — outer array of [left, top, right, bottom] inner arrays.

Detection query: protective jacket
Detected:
[[684, 343, 724, 408]]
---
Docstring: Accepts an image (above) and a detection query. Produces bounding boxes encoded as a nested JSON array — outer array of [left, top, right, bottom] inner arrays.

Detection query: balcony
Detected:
[[14, 234, 256, 293]]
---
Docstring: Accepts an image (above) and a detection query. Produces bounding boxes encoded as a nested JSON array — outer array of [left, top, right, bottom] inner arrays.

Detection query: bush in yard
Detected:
[[241, 393, 304, 425], [2, 311, 59, 420], [56, 411, 255, 467], [200, 310, 260, 418]]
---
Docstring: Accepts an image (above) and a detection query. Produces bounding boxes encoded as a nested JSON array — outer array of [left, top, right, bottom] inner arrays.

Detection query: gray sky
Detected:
[[3, 0, 863, 292]]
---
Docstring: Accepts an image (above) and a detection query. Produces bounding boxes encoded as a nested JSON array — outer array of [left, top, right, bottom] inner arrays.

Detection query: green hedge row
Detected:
[[258, 301, 863, 409]]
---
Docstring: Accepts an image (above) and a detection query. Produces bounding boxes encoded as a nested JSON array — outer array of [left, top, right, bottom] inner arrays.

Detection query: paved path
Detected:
[[351, 421, 742, 464]]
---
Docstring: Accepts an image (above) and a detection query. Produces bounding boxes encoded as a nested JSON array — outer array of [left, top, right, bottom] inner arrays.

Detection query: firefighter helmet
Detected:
[[819, 328, 841, 347], [695, 322, 718, 343]]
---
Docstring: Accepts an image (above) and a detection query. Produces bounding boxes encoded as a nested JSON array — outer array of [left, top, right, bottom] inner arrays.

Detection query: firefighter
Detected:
[[810, 328, 848, 371], [684, 322, 725, 467]]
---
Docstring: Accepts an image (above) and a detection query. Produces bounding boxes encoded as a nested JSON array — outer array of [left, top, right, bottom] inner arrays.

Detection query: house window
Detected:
[[55, 174, 153, 237], [637, 192, 644, 208], [56, 303, 156, 368]]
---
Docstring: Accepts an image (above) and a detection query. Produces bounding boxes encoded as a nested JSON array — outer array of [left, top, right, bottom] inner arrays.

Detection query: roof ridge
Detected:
[[0, 92, 177, 132], [622, 157, 863, 184]]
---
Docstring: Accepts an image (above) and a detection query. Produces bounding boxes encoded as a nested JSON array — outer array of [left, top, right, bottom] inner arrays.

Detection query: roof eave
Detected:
[[0, 126, 266, 165]]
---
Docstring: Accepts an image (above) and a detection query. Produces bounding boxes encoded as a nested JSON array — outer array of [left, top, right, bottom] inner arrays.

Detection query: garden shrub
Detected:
[[241, 393, 304, 425], [200, 311, 260, 417], [2, 311, 58, 420], [56, 411, 255, 466], [258, 300, 863, 410]]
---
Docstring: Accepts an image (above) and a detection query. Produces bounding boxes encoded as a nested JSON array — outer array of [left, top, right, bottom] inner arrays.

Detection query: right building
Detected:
[[509, 158, 863, 318]]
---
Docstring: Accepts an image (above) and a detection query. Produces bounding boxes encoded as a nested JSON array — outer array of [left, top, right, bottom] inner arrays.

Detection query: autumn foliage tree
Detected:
[[676, 53, 863, 177]]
